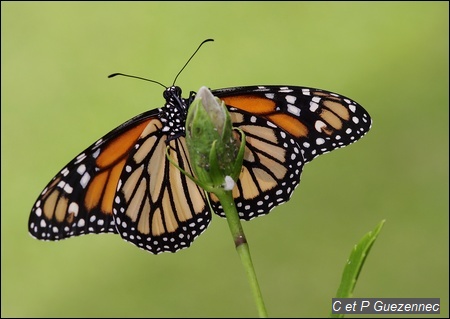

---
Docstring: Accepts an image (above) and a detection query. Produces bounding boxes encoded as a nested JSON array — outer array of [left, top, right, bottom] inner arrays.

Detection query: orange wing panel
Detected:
[[221, 95, 276, 114], [97, 120, 151, 167], [86, 118, 153, 214]]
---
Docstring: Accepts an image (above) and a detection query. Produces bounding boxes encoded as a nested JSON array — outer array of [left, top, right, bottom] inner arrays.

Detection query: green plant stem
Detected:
[[214, 188, 268, 318]]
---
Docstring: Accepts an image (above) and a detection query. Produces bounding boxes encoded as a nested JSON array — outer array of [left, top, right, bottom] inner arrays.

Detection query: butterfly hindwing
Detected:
[[209, 107, 304, 220], [113, 117, 211, 254]]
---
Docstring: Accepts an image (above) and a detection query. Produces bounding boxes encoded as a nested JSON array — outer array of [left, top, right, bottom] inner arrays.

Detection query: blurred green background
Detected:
[[2, 2, 448, 318]]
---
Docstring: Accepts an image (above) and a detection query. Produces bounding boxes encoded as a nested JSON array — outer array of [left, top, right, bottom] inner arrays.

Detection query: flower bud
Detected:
[[185, 86, 244, 192]]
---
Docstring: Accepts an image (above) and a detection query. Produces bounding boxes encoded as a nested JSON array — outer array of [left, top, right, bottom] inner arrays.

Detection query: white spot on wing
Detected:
[[285, 95, 296, 104], [63, 183, 73, 194], [316, 138, 325, 145], [61, 167, 70, 176], [80, 172, 91, 188], [279, 87, 293, 93], [68, 202, 79, 216], [315, 120, 327, 132], [92, 148, 100, 158], [76, 153, 86, 161], [287, 104, 301, 116], [310, 102, 319, 112], [77, 164, 86, 175]]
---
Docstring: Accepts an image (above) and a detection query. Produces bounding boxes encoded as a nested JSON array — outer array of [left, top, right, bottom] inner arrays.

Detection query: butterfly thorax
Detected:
[[159, 86, 189, 139]]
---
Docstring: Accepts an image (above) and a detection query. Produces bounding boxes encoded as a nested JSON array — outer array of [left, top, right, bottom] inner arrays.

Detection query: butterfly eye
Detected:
[[163, 85, 182, 101]]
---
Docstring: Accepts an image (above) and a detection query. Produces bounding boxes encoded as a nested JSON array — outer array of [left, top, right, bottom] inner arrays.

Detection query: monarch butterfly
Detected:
[[28, 40, 372, 254]]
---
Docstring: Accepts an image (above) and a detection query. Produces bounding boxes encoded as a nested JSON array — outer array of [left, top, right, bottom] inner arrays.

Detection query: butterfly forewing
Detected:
[[28, 110, 158, 241], [113, 118, 211, 254], [214, 85, 372, 163]]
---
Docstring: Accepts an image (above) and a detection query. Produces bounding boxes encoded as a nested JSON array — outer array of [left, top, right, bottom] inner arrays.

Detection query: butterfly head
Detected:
[[163, 85, 183, 101]]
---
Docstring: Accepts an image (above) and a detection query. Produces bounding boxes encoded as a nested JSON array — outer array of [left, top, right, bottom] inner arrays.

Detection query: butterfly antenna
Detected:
[[172, 38, 214, 86], [108, 73, 167, 89]]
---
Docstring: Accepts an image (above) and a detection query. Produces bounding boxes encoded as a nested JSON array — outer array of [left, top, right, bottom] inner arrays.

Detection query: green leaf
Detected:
[[331, 220, 386, 318]]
